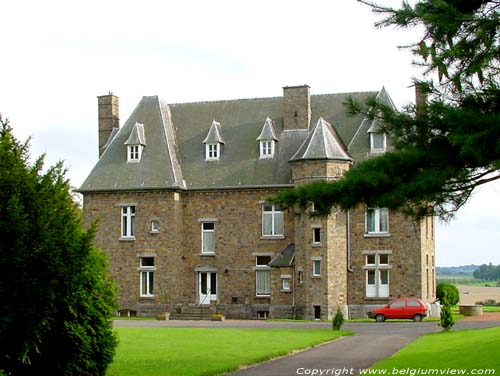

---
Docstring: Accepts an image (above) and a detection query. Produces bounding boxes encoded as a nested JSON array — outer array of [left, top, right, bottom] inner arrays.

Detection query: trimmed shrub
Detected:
[[436, 282, 459, 305], [332, 307, 344, 330]]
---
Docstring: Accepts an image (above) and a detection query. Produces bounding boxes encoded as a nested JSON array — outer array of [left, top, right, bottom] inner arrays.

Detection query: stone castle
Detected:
[[80, 85, 436, 319]]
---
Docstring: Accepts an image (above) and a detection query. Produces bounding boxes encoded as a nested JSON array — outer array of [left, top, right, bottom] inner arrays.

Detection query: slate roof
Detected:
[[256, 117, 278, 141], [124, 122, 147, 145], [80, 88, 393, 192], [202, 120, 225, 144], [269, 243, 295, 267], [290, 117, 352, 162]]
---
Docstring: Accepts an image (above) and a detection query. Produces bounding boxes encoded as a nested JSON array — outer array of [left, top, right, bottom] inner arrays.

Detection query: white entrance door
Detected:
[[198, 272, 217, 304]]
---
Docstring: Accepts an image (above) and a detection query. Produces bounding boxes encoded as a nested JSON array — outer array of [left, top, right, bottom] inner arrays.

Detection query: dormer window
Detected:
[[128, 145, 143, 162], [206, 143, 220, 160], [367, 117, 386, 153], [124, 122, 146, 163], [202, 120, 225, 161], [256, 117, 278, 159], [370, 133, 386, 153], [260, 140, 274, 158]]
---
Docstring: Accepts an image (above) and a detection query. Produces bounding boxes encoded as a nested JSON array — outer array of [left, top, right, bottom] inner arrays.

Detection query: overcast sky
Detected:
[[1, 0, 499, 267]]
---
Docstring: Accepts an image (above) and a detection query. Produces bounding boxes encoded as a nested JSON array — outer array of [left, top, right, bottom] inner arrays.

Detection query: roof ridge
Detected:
[[164, 90, 378, 107]]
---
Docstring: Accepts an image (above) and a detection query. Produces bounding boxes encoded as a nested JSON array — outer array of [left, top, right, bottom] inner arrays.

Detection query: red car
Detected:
[[367, 298, 428, 322]]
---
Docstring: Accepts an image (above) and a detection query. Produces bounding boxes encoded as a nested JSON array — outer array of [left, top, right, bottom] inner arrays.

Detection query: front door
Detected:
[[198, 272, 217, 304]]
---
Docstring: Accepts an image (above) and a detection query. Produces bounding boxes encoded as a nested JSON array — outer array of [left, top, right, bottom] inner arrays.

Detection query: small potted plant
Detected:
[[211, 313, 225, 321]]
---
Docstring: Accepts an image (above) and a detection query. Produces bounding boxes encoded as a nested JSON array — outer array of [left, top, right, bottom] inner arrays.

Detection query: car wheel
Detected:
[[413, 314, 423, 322], [375, 314, 385, 322]]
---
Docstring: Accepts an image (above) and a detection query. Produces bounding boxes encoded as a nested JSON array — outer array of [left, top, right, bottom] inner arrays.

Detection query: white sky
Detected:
[[1, 0, 499, 267]]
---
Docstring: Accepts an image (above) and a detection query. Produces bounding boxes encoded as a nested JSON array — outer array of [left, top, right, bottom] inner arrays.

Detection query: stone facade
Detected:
[[83, 164, 435, 319], [81, 86, 436, 319]]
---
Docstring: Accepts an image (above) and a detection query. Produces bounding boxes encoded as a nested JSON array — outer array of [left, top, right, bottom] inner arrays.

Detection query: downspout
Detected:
[[346, 210, 353, 320], [347, 210, 353, 272], [292, 260, 296, 320]]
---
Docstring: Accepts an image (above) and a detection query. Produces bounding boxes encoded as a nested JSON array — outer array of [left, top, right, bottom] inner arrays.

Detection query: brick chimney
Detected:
[[97, 93, 119, 157], [283, 85, 311, 130]]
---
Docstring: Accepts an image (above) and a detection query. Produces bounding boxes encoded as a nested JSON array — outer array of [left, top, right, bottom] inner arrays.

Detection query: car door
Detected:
[[406, 299, 423, 318], [387, 299, 405, 318]]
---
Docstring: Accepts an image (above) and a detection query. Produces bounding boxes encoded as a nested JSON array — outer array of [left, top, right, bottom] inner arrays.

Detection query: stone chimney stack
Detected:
[[415, 83, 428, 112], [97, 93, 119, 157], [283, 85, 311, 130]]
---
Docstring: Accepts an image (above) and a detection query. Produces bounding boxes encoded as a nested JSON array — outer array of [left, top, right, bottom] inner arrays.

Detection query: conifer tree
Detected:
[[274, 0, 500, 220], [0, 117, 117, 375]]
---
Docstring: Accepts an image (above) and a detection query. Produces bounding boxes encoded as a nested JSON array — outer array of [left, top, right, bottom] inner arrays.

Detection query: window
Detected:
[[151, 220, 159, 233], [201, 222, 215, 254], [121, 206, 135, 238], [140, 257, 155, 297], [262, 204, 284, 237], [282, 277, 291, 291], [366, 208, 389, 234], [365, 253, 390, 298], [312, 227, 321, 244], [256, 256, 271, 296], [260, 140, 275, 158], [370, 133, 386, 152], [127, 145, 143, 162], [389, 299, 404, 308], [298, 270, 304, 284], [206, 143, 220, 160], [313, 259, 321, 277]]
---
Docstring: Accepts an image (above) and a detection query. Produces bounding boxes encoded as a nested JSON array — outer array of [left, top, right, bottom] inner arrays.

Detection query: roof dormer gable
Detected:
[[257, 117, 278, 159], [202, 119, 224, 161], [124, 122, 146, 163], [202, 119, 225, 144], [256, 117, 278, 141]]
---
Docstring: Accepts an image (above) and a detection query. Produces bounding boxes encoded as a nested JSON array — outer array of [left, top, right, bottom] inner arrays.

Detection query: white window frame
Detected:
[[127, 145, 143, 162], [370, 133, 386, 153], [312, 259, 321, 277], [281, 276, 291, 291], [364, 253, 390, 298], [366, 208, 389, 235], [259, 140, 275, 159], [201, 222, 215, 254], [150, 220, 159, 233], [139, 257, 155, 297], [121, 206, 135, 239], [255, 256, 271, 297], [262, 204, 284, 237], [205, 143, 220, 160]]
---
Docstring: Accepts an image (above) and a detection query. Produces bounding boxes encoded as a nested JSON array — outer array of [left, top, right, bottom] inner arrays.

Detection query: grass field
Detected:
[[106, 327, 349, 376], [371, 327, 500, 371]]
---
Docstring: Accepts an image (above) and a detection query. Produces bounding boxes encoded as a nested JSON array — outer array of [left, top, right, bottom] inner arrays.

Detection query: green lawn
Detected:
[[107, 327, 350, 376], [371, 327, 500, 371]]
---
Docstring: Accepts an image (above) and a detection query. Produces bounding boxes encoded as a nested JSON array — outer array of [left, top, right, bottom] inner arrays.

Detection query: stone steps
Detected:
[[169, 306, 214, 320]]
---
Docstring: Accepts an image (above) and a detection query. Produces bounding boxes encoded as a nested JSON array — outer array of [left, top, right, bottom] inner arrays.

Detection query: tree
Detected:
[[0, 117, 117, 375], [274, 0, 500, 220], [473, 263, 500, 280]]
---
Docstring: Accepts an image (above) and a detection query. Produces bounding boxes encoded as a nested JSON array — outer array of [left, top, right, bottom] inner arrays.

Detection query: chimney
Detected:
[[415, 83, 428, 113], [97, 93, 119, 157], [283, 85, 311, 130]]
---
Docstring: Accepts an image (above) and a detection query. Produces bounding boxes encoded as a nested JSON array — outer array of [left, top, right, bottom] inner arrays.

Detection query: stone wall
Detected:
[[347, 206, 430, 312], [83, 183, 434, 318]]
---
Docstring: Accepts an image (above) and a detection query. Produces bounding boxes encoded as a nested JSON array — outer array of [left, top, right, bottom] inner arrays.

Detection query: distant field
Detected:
[[437, 274, 498, 287], [457, 285, 500, 305]]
